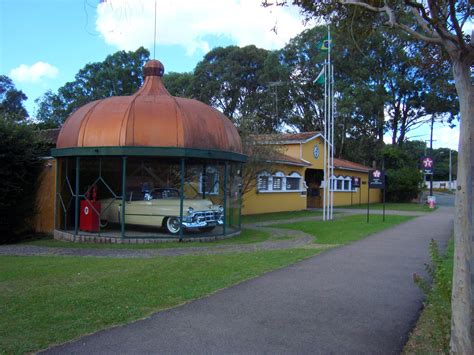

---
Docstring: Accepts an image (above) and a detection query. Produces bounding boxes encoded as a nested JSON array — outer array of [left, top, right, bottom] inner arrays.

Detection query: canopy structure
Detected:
[[52, 60, 246, 243]]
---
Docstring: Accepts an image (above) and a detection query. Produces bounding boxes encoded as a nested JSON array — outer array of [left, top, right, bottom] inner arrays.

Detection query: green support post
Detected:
[[179, 158, 185, 241], [202, 164, 206, 199], [121, 157, 127, 239], [238, 163, 243, 230], [223, 162, 228, 236], [74, 157, 80, 236], [54, 158, 59, 230]]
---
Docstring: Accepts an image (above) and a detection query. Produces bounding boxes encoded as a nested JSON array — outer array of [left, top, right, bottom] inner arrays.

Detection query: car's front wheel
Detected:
[[164, 217, 181, 235]]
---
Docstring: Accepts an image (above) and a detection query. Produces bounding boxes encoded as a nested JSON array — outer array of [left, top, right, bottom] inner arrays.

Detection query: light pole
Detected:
[[449, 148, 452, 190]]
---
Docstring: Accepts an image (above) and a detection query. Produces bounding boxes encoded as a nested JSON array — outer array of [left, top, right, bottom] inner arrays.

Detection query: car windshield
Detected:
[[151, 188, 180, 199]]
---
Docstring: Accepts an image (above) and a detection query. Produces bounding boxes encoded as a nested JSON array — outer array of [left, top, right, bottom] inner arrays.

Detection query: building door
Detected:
[[305, 169, 324, 208]]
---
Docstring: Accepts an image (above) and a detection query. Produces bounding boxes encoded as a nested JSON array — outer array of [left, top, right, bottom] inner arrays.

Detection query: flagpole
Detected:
[[331, 62, 335, 219], [326, 61, 330, 221], [327, 24, 333, 220], [322, 61, 327, 221]]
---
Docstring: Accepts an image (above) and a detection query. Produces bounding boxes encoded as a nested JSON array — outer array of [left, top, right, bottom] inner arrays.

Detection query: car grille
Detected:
[[194, 211, 219, 223]]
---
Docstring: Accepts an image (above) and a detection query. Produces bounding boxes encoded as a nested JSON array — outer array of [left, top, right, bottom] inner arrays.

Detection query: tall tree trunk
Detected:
[[450, 56, 473, 354]]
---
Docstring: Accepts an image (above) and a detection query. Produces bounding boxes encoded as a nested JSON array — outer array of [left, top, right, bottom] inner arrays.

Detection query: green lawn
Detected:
[[241, 210, 322, 224], [0, 249, 320, 354], [0, 212, 418, 353], [272, 214, 414, 245], [337, 202, 435, 212], [22, 228, 270, 249]]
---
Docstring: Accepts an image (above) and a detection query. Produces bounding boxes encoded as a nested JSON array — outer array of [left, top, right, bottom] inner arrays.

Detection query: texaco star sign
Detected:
[[422, 157, 434, 168]]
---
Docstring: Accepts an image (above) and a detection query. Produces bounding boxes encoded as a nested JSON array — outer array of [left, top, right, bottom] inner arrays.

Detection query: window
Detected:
[[329, 175, 353, 192], [199, 167, 219, 195], [272, 171, 285, 190], [257, 171, 270, 191], [343, 179, 350, 191], [286, 172, 302, 191], [256, 171, 303, 193]]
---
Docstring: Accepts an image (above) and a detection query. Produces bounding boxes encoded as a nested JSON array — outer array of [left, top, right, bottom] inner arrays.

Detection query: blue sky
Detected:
[[0, 0, 460, 150]]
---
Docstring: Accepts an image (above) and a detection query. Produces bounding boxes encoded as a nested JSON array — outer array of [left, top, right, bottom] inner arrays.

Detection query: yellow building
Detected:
[[242, 132, 381, 215], [33, 131, 381, 232]]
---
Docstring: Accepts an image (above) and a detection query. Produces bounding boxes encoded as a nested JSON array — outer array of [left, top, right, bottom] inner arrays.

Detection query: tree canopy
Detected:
[[35, 47, 150, 127], [193, 45, 288, 133], [0, 118, 47, 243], [0, 75, 29, 122]]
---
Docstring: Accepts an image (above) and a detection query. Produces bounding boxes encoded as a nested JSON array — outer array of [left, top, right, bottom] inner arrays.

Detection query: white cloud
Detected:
[[432, 124, 459, 150], [9, 62, 59, 83], [96, 0, 313, 54]]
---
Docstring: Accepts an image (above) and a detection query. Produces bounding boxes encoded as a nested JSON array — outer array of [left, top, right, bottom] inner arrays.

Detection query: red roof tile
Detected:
[[39, 128, 61, 145], [267, 152, 311, 167], [333, 158, 371, 172], [254, 131, 321, 144]]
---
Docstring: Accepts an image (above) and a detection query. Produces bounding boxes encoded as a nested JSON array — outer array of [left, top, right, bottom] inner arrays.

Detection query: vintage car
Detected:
[[100, 188, 224, 234]]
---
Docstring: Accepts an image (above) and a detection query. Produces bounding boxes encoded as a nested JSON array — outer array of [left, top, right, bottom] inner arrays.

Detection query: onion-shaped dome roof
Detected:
[[56, 60, 242, 155]]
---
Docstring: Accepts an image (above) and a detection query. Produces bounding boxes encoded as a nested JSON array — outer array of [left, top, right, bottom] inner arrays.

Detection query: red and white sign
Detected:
[[421, 156, 434, 175]]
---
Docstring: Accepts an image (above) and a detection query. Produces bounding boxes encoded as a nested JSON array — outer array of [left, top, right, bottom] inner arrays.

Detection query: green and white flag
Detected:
[[317, 39, 331, 51], [313, 67, 325, 85]]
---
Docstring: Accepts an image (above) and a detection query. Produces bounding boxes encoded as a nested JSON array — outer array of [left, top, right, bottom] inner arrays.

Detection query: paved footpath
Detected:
[[43, 207, 453, 354]]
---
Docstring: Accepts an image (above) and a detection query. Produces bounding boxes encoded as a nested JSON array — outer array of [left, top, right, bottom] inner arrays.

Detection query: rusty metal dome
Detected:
[[56, 60, 242, 155]]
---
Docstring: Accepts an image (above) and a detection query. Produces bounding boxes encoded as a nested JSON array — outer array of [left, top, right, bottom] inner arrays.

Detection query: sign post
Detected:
[[351, 177, 361, 208], [368, 169, 386, 223], [421, 156, 435, 198]]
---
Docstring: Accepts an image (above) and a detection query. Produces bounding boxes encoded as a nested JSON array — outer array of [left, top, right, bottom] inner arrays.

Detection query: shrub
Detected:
[[0, 120, 47, 243], [386, 167, 423, 202], [382, 144, 423, 202], [410, 239, 453, 353]]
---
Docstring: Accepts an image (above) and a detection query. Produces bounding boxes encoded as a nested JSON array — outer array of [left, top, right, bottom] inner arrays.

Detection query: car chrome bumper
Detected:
[[182, 210, 223, 229]]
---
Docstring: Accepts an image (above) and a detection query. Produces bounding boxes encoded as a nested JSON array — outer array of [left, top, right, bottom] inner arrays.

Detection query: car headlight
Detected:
[[218, 205, 224, 213], [187, 207, 194, 215]]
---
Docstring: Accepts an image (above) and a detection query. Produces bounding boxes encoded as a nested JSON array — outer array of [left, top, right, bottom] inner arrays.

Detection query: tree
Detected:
[[280, 24, 457, 166], [432, 147, 458, 182], [35, 47, 150, 127], [239, 131, 283, 199], [193, 45, 288, 133], [162, 72, 194, 98], [0, 75, 29, 121], [383, 143, 423, 202], [0, 119, 47, 243], [265, 1, 472, 351]]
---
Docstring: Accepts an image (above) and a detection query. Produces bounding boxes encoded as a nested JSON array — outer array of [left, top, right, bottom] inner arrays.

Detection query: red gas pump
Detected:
[[80, 186, 101, 232]]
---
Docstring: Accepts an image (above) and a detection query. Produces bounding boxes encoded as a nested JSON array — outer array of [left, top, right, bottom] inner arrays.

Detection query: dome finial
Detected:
[[143, 60, 164, 77]]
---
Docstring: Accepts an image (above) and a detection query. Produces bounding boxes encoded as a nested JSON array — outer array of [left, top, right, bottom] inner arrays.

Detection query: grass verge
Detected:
[[403, 239, 454, 354], [337, 203, 435, 212], [0, 248, 319, 353], [241, 210, 322, 224], [272, 214, 414, 244], [21, 228, 270, 249]]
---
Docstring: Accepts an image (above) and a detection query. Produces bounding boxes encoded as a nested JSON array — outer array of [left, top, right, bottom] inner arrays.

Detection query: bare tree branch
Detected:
[[407, 4, 439, 38], [448, 0, 467, 51], [425, 0, 458, 43], [340, 0, 443, 43]]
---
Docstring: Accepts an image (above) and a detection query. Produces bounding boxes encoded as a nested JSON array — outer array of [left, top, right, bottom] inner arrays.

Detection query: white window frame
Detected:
[[286, 172, 302, 191], [257, 171, 271, 192], [329, 175, 353, 192], [256, 171, 305, 193], [272, 171, 285, 191]]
